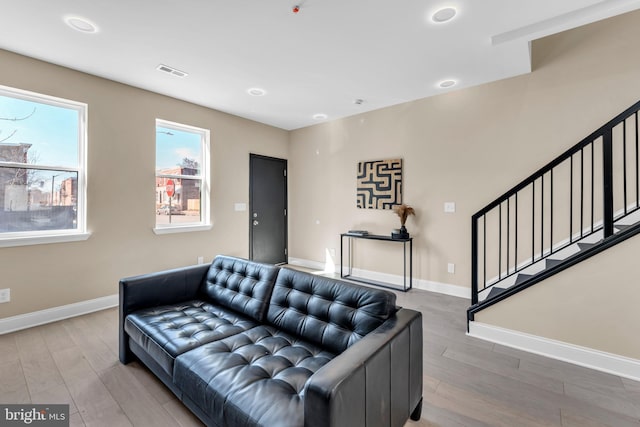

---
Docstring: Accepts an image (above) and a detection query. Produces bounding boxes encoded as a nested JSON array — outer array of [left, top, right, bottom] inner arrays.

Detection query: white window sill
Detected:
[[153, 224, 212, 235], [0, 232, 92, 248]]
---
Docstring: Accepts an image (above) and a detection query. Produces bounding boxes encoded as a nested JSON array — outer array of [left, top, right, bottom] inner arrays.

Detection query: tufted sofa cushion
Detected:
[[203, 256, 279, 322], [267, 268, 397, 354], [125, 300, 258, 376], [174, 325, 335, 427]]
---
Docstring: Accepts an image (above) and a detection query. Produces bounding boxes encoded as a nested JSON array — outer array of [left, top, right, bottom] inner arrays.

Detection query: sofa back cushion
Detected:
[[267, 268, 397, 354], [203, 256, 279, 322]]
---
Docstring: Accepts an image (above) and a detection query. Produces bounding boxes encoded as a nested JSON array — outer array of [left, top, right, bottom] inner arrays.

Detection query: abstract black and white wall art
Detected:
[[356, 158, 402, 209]]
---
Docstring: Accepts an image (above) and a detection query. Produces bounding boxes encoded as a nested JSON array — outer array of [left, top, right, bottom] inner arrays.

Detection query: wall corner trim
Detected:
[[468, 321, 640, 382], [0, 294, 118, 335]]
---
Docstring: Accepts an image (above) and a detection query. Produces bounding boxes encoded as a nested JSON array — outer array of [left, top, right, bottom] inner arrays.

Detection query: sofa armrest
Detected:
[[304, 308, 423, 427], [119, 263, 211, 364]]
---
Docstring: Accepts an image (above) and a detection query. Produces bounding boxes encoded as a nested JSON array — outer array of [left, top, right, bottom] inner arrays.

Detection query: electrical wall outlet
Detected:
[[447, 263, 455, 274], [197, 256, 204, 264], [0, 288, 10, 303]]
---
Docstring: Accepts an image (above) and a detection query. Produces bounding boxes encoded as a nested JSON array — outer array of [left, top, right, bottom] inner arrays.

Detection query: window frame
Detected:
[[0, 85, 89, 248], [153, 119, 211, 234]]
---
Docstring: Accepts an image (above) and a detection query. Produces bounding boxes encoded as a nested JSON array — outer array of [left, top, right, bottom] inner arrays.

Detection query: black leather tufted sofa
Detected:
[[119, 255, 423, 427]]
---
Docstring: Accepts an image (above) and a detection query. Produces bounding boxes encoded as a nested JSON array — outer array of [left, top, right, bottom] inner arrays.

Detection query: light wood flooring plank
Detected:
[[561, 409, 625, 427], [0, 359, 30, 404], [0, 333, 19, 364], [30, 383, 78, 415], [63, 316, 119, 374], [518, 356, 625, 390], [622, 377, 640, 392], [563, 381, 640, 419], [424, 356, 563, 424], [69, 412, 85, 427], [404, 400, 492, 427], [19, 355, 66, 396], [442, 342, 520, 372], [50, 347, 94, 382], [15, 328, 66, 396], [83, 308, 119, 351], [40, 321, 80, 354], [422, 374, 440, 394], [431, 381, 558, 427], [442, 344, 565, 394], [99, 364, 177, 427], [51, 347, 130, 426], [162, 399, 205, 427], [125, 361, 175, 406], [559, 403, 640, 427], [66, 375, 132, 427]]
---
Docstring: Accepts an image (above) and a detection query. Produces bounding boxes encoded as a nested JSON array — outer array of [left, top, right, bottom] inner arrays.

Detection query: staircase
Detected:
[[468, 99, 640, 322]]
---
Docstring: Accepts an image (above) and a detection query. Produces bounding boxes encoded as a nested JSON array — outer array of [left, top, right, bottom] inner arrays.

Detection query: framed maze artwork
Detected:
[[356, 158, 403, 209]]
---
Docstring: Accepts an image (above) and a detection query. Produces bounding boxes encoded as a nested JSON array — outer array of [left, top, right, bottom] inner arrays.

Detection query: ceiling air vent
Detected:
[[156, 64, 188, 78]]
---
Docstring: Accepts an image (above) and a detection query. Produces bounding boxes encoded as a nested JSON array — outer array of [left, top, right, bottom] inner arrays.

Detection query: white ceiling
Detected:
[[1, 0, 640, 130]]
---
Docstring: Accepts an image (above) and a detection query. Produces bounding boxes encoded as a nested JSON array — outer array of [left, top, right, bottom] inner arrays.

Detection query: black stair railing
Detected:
[[471, 100, 640, 308]]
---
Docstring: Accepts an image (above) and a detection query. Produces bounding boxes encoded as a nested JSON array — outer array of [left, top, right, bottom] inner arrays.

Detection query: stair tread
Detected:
[[486, 287, 507, 299], [577, 242, 597, 251], [614, 223, 633, 231], [514, 274, 533, 285], [485, 229, 638, 303], [545, 258, 564, 268]]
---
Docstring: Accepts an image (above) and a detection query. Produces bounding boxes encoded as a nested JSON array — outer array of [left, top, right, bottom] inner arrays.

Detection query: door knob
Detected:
[[253, 220, 259, 226]]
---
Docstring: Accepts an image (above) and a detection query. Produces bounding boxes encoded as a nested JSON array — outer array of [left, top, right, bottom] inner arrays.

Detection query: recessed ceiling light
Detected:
[[438, 79, 457, 88], [247, 88, 266, 96], [64, 16, 98, 33], [313, 113, 328, 120], [431, 7, 457, 23]]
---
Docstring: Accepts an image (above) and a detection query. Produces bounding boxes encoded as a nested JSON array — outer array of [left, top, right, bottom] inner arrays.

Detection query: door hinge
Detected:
[[284, 169, 287, 177], [285, 248, 288, 255], [284, 208, 287, 216]]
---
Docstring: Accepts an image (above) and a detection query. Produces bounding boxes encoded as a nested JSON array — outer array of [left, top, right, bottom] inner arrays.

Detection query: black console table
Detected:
[[340, 233, 413, 292]]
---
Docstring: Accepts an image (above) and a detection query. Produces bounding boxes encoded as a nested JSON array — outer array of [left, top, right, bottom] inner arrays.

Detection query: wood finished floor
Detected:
[[1, 288, 639, 426]]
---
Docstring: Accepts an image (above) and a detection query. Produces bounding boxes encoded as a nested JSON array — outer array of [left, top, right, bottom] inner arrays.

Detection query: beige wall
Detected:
[[289, 11, 640, 357], [290, 10, 640, 284], [0, 49, 288, 318]]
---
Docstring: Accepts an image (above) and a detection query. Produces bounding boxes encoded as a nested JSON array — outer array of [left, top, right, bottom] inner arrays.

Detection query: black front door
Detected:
[[249, 154, 287, 264]]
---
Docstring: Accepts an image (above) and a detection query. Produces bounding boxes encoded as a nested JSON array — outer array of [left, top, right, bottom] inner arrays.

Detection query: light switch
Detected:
[[444, 202, 456, 213], [234, 203, 247, 212]]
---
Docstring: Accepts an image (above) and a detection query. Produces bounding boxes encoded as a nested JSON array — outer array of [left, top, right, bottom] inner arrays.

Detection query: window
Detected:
[[155, 119, 210, 233], [0, 85, 88, 247]]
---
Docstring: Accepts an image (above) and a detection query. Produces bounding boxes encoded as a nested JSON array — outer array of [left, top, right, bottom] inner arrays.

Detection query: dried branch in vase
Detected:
[[393, 203, 415, 226]]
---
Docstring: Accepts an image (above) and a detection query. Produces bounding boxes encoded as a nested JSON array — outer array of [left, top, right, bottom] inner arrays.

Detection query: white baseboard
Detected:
[[0, 294, 119, 335], [287, 257, 326, 271], [287, 257, 470, 299], [468, 321, 640, 382], [414, 278, 470, 299]]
